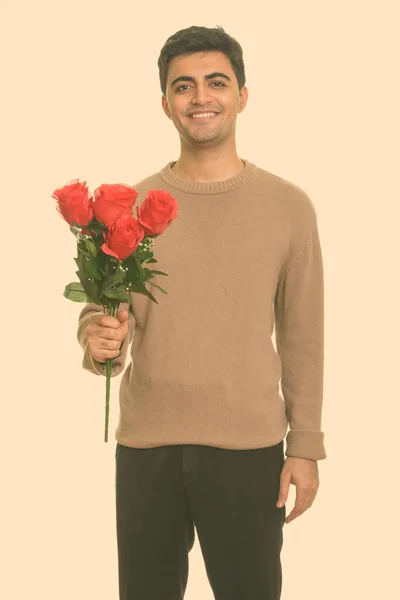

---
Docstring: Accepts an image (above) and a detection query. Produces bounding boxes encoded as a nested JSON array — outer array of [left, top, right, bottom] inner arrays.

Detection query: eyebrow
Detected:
[[170, 72, 232, 88]]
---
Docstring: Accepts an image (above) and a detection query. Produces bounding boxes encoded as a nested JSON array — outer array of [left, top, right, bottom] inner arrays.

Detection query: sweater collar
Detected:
[[159, 158, 257, 195]]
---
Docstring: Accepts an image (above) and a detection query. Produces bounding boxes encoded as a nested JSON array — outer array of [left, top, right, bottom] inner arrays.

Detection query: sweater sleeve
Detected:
[[274, 210, 326, 461], [76, 299, 136, 378]]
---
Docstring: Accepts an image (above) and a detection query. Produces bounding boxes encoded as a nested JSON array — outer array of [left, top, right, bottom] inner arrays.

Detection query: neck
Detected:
[[171, 145, 245, 183]]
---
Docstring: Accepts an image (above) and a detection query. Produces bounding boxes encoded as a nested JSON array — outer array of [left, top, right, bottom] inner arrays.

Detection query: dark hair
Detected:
[[157, 25, 246, 96]]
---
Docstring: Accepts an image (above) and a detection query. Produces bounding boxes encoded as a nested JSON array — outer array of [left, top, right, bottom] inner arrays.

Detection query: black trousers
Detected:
[[115, 440, 286, 600]]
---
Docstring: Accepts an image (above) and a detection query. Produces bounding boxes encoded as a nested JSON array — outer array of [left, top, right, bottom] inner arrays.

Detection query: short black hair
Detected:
[[157, 25, 246, 96]]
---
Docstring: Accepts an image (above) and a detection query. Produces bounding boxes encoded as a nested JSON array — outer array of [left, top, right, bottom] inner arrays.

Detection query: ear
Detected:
[[238, 86, 248, 113], [161, 95, 171, 119]]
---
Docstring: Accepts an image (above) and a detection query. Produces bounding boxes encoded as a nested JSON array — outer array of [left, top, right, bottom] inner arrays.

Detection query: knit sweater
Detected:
[[77, 158, 326, 460]]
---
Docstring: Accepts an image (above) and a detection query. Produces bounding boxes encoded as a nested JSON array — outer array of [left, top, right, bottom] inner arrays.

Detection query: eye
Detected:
[[176, 81, 226, 92]]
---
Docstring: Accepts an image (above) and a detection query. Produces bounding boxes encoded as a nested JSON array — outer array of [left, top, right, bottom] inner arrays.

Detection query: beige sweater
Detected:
[[77, 159, 326, 460]]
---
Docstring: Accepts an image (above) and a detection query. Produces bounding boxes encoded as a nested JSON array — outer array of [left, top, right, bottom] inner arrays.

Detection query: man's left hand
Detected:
[[276, 457, 319, 524]]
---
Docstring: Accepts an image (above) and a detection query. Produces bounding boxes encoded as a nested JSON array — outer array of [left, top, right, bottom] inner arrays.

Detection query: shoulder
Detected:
[[253, 165, 318, 235], [257, 166, 317, 215]]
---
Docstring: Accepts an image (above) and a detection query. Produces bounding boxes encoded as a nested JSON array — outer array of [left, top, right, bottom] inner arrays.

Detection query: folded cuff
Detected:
[[285, 429, 327, 460]]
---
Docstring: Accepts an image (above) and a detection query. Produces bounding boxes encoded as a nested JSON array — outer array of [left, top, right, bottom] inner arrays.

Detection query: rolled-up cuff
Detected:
[[285, 429, 326, 461]]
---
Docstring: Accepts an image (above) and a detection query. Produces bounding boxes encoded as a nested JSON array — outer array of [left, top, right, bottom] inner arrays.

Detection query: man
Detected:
[[77, 25, 326, 600]]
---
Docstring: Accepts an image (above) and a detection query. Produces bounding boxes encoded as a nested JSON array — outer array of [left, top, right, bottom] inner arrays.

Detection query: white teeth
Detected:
[[192, 112, 217, 118]]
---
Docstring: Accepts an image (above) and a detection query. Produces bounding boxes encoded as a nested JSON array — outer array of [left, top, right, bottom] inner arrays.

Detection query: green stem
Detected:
[[103, 302, 120, 443]]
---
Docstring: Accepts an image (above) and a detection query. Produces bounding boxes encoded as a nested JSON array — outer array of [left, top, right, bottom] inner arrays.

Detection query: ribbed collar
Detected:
[[159, 158, 258, 195]]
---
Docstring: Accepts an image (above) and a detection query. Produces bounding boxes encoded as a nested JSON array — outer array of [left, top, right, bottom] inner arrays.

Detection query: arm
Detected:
[[274, 207, 326, 461], [76, 300, 136, 378]]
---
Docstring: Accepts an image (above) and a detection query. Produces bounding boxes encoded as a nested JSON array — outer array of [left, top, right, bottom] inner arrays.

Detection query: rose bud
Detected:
[[52, 179, 93, 226], [93, 183, 138, 227], [136, 190, 178, 236], [101, 214, 145, 261]]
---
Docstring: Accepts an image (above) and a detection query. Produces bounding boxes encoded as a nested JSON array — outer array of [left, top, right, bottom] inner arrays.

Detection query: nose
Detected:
[[191, 84, 213, 105]]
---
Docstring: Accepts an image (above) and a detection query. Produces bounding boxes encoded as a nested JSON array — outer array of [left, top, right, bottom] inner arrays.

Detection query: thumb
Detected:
[[117, 309, 129, 324], [276, 471, 291, 507]]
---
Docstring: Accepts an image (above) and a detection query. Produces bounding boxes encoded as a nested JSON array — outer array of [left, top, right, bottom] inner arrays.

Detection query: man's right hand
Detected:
[[85, 309, 129, 363]]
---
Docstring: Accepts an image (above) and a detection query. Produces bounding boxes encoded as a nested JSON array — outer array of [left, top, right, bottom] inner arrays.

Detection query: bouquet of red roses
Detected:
[[52, 179, 178, 442]]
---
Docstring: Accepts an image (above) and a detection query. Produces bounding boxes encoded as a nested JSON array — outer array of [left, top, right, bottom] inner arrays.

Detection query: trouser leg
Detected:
[[115, 443, 195, 600], [183, 441, 286, 600]]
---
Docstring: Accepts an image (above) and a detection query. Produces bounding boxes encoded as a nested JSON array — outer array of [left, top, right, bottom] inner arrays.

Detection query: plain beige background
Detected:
[[1, 1, 399, 598]]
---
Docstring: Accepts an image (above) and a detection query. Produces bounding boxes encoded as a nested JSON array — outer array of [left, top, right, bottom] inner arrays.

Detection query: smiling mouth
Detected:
[[189, 112, 220, 121]]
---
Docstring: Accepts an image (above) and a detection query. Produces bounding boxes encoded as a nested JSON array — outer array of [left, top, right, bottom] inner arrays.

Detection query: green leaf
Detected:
[[77, 242, 91, 256], [141, 257, 154, 265], [85, 239, 98, 256], [123, 257, 139, 282], [142, 267, 155, 281], [134, 254, 146, 280], [124, 273, 138, 285], [129, 281, 158, 304], [102, 256, 120, 276], [147, 281, 167, 294], [77, 251, 89, 277], [85, 279, 102, 304], [102, 288, 130, 302], [78, 248, 101, 283], [75, 253, 103, 304], [63, 283, 90, 302], [65, 281, 86, 293], [122, 254, 138, 267], [85, 256, 103, 280], [101, 270, 125, 293], [149, 269, 168, 276], [88, 218, 107, 231]]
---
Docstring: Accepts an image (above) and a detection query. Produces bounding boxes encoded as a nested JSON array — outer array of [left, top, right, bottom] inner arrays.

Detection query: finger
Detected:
[[97, 338, 122, 351], [94, 327, 123, 341], [117, 309, 129, 323], [285, 502, 304, 524], [276, 473, 291, 507], [285, 508, 300, 524], [98, 315, 122, 328], [285, 490, 313, 524], [95, 347, 122, 362], [95, 316, 128, 338]]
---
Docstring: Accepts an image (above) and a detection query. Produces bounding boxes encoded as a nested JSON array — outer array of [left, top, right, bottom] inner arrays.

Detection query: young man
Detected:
[[78, 25, 326, 600]]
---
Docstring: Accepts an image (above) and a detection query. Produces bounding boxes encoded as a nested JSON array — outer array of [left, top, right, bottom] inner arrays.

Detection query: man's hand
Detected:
[[276, 457, 319, 524], [85, 309, 129, 363]]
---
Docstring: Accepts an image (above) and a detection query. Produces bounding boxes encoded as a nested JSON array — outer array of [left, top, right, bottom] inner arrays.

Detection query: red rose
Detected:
[[101, 214, 145, 261], [136, 190, 178, 236], [52, 179, 93, 226], [93, 183, 138, 226]]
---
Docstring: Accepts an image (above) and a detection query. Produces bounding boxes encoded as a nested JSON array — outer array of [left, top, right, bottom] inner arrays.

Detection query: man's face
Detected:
[[162, 51, 248, 147]]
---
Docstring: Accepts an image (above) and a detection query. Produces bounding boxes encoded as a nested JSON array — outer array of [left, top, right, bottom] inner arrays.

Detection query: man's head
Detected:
[[158, 25, 246, 97], [158, 25, 248, 148]]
